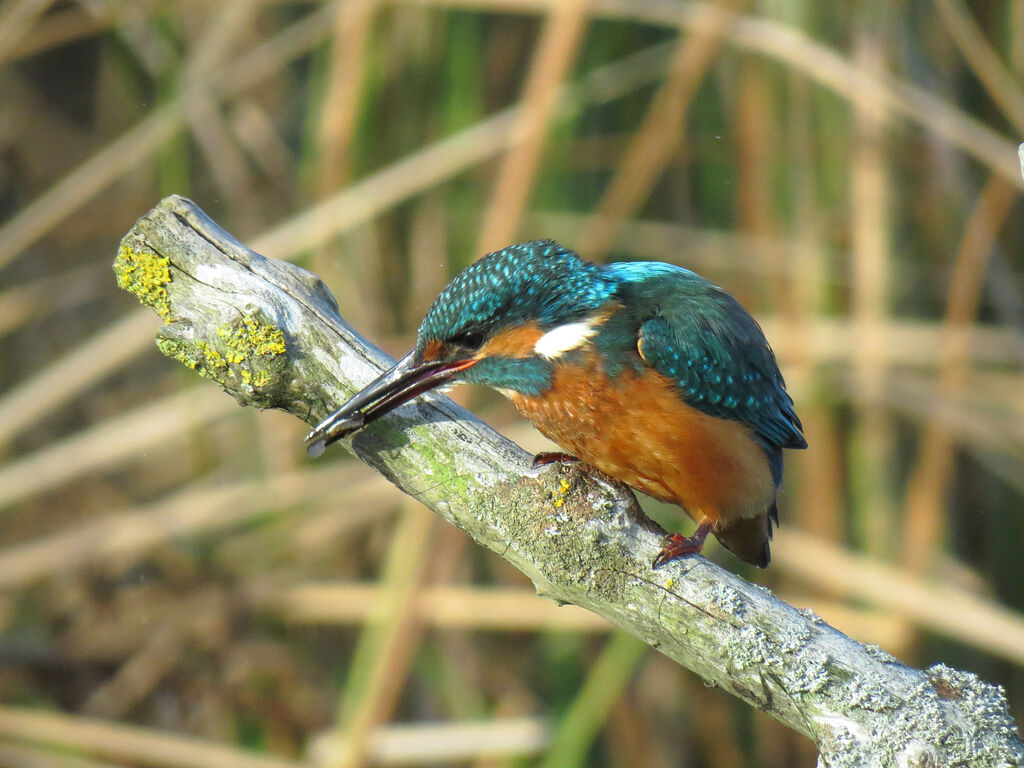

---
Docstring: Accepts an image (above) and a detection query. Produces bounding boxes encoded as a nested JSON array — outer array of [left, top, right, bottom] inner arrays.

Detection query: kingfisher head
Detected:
[[305, 240, 618, 456]]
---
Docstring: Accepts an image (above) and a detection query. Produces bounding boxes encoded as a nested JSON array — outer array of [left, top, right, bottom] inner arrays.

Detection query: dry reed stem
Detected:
[[317, 0, 376, 195], [0, 2, 340, 271], [83, 588, 229, 718], [902, 177, 1018, 570], [308, 1, 380, 337], [181, 6, 288, 483], [319, 386, 528, 764], [327, 500, 438, 768], [272, 583, 612, 631], [408, 193, 453, 321], [758, 317, 1023, 367], [0, 0, 54, 62], [4, 96, 514, 469], [0, 4, 110, 63], [475, 0, 589, 254], [533, 211, 808, 276], [0, 704, 306, 768], [3, 0, 1018, 275], [288, 480, 403, 556], [256, 105, 516, 260], [0, 65, 91, 180], [0, 98, 184, 271], [183, 0, 259, 79], [0, 310, 156, 446], [228, 100, 296, 191], [781, 71, 845, 543], [0, 262, 110, 338], [773, 530, 1024, 666], [734, 60, 780, 299], [883, 370, 1024, 460], [409, 0, 1023, 187], [934, 0, 1024, 133], [850, 31, 894, 559], [189, 93, 261, 210], [1015, 3, 1024, 74], [331, 490, 503, 758], [253, 41, 674, 259], [310, 717, 549, 765], [0, 385, 233, 513], [0, 466, 376, 589], [0, 284, 38, 337], [0, 741, 127, 768], [578, 0, 738, 261]]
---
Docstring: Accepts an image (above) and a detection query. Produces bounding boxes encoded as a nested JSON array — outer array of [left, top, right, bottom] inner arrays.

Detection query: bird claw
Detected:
[[651, 523, 712, 569], [531, 452, 580, 469], [652, 534, 699, 568]]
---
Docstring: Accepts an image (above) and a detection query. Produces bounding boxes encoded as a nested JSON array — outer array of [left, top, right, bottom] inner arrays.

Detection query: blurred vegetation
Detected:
[[1, 0, 1023, 766]]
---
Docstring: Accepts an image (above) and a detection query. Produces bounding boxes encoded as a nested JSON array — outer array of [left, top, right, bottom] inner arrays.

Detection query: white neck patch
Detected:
[[534, 320, 599, 359]]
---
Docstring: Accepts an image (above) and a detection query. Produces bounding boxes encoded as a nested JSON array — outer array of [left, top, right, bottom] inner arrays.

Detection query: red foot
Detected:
[[652, 521, 712, 568], [532, 452, 580, 469]]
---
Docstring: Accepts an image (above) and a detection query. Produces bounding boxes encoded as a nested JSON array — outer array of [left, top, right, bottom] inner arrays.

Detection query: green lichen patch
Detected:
[[156, 337, 196, 370], [156, 336, 225, 386], [113, 242, 173, 321]]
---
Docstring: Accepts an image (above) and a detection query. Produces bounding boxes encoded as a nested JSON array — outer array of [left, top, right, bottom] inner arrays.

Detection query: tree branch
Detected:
[[114, 195, 1024, 767]]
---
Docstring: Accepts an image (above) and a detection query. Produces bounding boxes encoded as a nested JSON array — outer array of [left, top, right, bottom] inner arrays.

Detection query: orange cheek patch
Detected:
[[477, 322, 544, 359], [423, 339, 444, 361]]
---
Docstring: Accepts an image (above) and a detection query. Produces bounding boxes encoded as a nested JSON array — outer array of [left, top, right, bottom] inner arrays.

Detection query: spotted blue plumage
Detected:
[[415, 242, 806, 475], [417, 240, 617, 347]]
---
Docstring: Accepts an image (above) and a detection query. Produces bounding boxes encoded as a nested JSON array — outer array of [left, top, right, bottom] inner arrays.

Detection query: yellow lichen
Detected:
[[113, 243, 173, 321], [156, 306, 286, 393], [551, 476, 572, 509], [217, 312, 287, 364], [197, 341, 228, 370]]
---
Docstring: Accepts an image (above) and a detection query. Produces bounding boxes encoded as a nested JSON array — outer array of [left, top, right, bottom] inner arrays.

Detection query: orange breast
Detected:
[[509, 359, 776, 529]]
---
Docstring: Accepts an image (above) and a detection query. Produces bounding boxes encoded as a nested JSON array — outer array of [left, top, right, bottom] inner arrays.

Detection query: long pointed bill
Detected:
[[304, 351, 477, 457]]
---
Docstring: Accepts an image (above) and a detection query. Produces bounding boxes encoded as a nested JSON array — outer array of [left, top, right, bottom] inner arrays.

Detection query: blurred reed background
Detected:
[[0, 0, 1022, 766]]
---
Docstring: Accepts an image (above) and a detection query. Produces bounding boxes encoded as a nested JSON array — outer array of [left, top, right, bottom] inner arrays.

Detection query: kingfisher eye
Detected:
[[450, 330, 485, 351]]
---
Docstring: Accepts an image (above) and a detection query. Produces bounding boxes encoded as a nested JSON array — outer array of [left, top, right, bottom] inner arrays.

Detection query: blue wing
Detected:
[[605, 263, 806, 455]]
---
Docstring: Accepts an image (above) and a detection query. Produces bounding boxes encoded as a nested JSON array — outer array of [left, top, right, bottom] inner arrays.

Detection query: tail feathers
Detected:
[[713, 504, 776, 568]]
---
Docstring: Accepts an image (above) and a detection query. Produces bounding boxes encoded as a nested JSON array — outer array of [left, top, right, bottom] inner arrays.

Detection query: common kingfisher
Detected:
[[305, 240, 806, 568]]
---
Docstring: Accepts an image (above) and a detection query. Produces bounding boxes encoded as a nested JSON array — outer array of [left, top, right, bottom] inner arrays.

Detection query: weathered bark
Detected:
[[114, 195, 1024, 768]]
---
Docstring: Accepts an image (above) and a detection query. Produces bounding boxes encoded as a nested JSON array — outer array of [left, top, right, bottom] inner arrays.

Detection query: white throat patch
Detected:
[[534, 321, 599, 359]]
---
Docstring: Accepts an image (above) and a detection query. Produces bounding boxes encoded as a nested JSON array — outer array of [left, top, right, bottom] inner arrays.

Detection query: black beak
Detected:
[[304, 351, 477, 458]]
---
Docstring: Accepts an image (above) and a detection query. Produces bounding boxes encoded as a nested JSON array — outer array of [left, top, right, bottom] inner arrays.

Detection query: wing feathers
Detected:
[[613, 270, 806, 452]]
